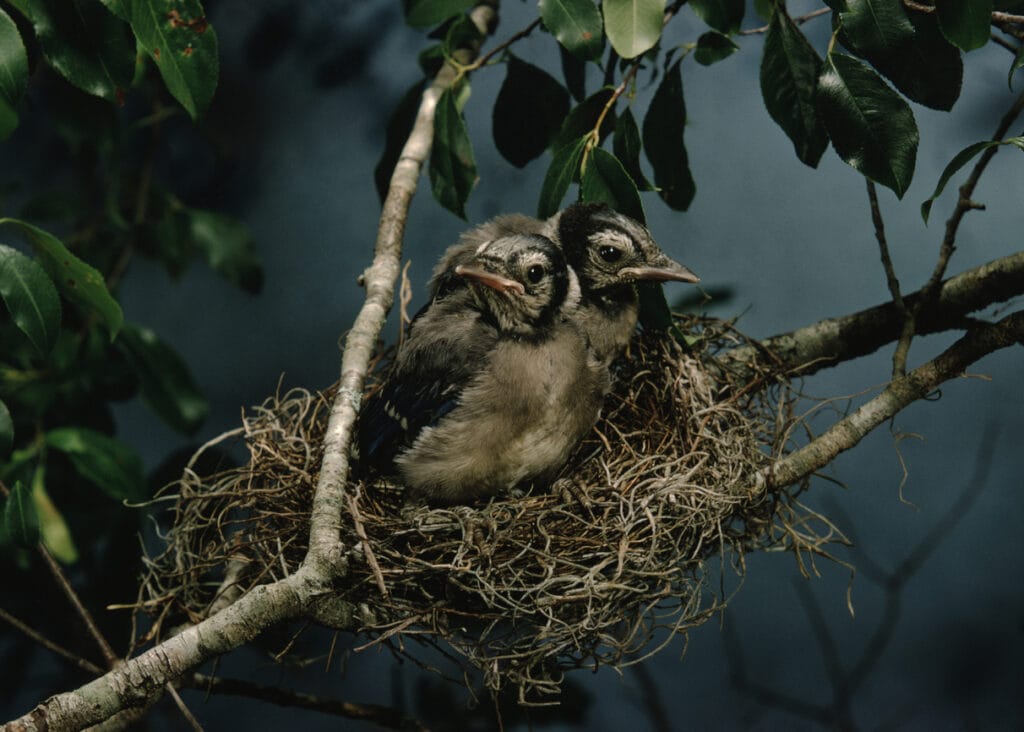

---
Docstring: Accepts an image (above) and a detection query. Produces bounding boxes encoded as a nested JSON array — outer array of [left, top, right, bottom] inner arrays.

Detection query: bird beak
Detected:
[[619, 257, 700, 284], [455, 264, 526, 295]]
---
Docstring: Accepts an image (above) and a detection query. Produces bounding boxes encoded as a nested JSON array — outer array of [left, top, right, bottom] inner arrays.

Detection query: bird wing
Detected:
[[356, 301, 494, 471]]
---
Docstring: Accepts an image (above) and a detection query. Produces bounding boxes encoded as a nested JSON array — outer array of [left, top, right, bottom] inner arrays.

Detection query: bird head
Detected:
[[454, 234, 574, 337], [555, 203, 699, 297]]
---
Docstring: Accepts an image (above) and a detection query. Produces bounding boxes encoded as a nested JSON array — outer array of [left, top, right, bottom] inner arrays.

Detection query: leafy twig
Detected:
[[865, 180, 913, 376]]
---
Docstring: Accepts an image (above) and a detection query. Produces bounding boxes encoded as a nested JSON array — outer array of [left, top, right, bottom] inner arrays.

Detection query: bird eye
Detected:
[[599, 245, 623, 262], [526, 265, 546, 284]]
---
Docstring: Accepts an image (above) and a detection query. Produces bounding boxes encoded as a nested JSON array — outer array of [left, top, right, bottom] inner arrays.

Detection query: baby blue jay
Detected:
[[357, 234, 608, 505], [429, 203, 699, 367]]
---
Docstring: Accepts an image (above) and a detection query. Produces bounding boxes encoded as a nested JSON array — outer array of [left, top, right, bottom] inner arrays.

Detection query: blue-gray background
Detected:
[[10, 0, 1024, 728]]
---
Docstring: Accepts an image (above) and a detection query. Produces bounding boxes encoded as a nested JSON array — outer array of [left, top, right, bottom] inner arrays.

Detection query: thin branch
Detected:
[[305, 0, 498, 565], [468, 17, 541, 71], [0, 607, 104, 676], [739, 7, 830, 36], [38, 545, 119, 668], [721, 250, 1024, 378], [749, 311, 1024, 496], [164, 684, 204, 732], [865, 180, 912, 376], [188, 674, 428, 731]]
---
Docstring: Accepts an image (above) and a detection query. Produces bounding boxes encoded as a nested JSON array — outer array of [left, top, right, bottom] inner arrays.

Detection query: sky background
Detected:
[[5, 0, 1024, 728]]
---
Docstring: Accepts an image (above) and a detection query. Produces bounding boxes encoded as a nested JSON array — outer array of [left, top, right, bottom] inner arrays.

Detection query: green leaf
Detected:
[[116, 323, 209, 434], [403, 0, 475, 28], [580, 147, 645, 223], [839, 0, 915, 58], [695, 30, 740, 66], [935, 0, 993, 51], [32, 470, 78, 564], [1011, 44, 1024, 89], [753, 0, 774, 21], [186, 209, 263, 293], [538, 136, 588, 219], [539, 0, 605, 61], [642, 60, 696, 211], [0, 218, 123, 339], [429, 86, 478, 219], [0, 8, 29, 105], [0, 398, 12, 458], [128, 0, 219, 120], [493, 56, 571, 168], [613, 109, 652, 191], [2, 481, 38, 548], [7, 0, 134, 103], [0, 244, 62, 355], [852, 12, 963, 112], [920, 137, 1024, 222], [559, 43, 587, 102], [0, 96, 16, 140], [760, 6, 829, 168], [552, 88, 616, 151], [99, 0, 129, 20], [603, 0, 664, 59], [816, 53, 918, 198], [45, 427, 146, 503], [689, 0, 744, 35], [637, 282, 674, 330]]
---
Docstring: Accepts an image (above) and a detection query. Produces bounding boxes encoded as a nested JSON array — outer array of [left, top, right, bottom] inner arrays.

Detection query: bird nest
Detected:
[[135, 314, 842, 702]]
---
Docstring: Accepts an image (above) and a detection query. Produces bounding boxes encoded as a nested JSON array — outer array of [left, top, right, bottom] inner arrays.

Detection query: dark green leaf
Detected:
[[1012, 43, 1024, 89], [186, 209, 263, 293], [842, 8, 962, 111], [45, 427, 146, 503], [760, 6, 829, 167], [429, 86, 478, 219], [0, 8, 29, 105], [441, 13, 483, 57], [7, 0, 134, 102], [920, 136, 1024, 222], [538, 136, 589, 219], [418, 43, 445, 78], [935, 0, 992, 51], [559, 43, 587, 101], [689, 0, 744, 35], [613, 109, 652, 190], [116, 323, 209, 435], [695, 30, 740, 66], [539, 0, 605, 61], [0, 398, 12, 458], [642, 60, 696, 211], [637, 283, 673, 330], [816, 53, 918, 198], [128, 0, 219, 120], [375, 82, 424, 202], [552, 88, 616, 151], [580, 147, 645, 223], [0, 96, 16, 140], [840, 0, 914, 57], [493, 56, 571, 168], [99, 0, 129, 20], [603, 0, 664, 59], [753, 0, 774, 21], [403, 0, 475, 28], [0, 218, 123, 338], [0, 244, 61, 355], [2, 481, 38, 548]]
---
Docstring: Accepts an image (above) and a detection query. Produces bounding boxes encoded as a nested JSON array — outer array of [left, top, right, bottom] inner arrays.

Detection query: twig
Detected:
[[739, 7, 830, 36], [188, 674, 429, 731], [750, 310, 1024, 495], [864, 180, 912, 376], [164, 684, 205, 732], [468, 17, 541, 71], [38, 545, 119, 668], [0, 607, 104, 676], [346, 492, 390, 599]]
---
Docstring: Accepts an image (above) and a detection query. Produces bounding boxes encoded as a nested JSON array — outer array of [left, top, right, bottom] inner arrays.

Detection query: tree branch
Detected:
[[721, 251, 1024, 378], [864, 180, 912, 376], [748, 311, 1024, 496]]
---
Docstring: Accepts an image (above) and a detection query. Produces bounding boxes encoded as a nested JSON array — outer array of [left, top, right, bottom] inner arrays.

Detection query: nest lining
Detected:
[[135, 315, 839, 701]]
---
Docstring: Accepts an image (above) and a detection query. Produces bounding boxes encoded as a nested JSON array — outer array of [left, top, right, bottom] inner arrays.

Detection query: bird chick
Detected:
[[357, 234, 608, 505], [429, 203, 699, 366]]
